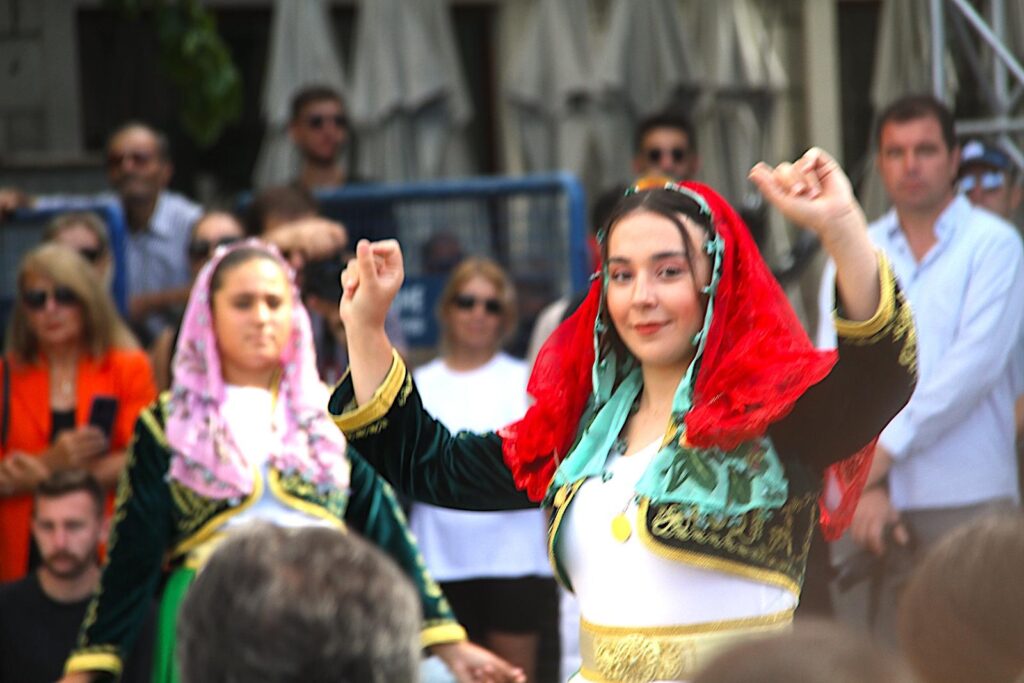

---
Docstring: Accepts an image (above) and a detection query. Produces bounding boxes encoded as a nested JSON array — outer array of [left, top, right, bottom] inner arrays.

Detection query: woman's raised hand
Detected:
[[748, 147, 867, 246], [339, 239, 405, 332]]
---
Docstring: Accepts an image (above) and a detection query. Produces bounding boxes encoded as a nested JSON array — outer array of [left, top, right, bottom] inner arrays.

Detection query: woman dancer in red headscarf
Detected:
[[330, 149, 916, 683]]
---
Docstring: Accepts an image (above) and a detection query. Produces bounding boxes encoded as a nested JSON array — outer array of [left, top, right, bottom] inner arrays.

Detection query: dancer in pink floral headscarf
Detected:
[[62, 241, 525, 683]]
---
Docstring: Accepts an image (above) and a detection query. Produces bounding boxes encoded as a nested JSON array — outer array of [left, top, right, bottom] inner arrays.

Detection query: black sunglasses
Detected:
[[22, 286, 79, 311], [188, 236, 242, 261], [646, 147, 688, 165], [78, 246, 105, 264], [453, 294, 503, 316], [306, 114, 349, 130]]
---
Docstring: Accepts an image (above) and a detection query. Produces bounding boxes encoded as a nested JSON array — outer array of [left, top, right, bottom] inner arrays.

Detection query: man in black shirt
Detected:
[[0, 470, 151, 682]]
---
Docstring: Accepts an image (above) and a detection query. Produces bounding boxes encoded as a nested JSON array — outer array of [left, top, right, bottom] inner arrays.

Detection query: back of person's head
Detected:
[[7, 243, 137, 363], [290, 85, 346, 123], [898, 512, 1024, 683], [246, 184, 319, 236], [177, 523, 421, 683], [874, 94, 956, 152], [693, 620, 914, 683]]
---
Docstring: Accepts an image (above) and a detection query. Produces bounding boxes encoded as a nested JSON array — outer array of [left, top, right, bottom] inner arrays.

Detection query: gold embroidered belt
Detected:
[[577, 609, 794, 682]]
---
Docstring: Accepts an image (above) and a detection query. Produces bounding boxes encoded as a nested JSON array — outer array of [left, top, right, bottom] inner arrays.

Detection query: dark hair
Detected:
[[591, 185, 629, 236], [290, 85, 345, 123], [898, 512, 1024, 683], [177, 523, 420, 683], [693, 619, 914, 683], [246, 185, 319, 237], [34, 469, 104, 517], [597, 189, 714, 369], [634, 109, 698, 155], [874, 94, 957, 152], [209, 246, 283, 296], [105, 121, 171, 161]]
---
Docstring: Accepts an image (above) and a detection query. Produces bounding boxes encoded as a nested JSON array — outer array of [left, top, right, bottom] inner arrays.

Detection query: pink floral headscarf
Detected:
[[166, 239, 349, 501]]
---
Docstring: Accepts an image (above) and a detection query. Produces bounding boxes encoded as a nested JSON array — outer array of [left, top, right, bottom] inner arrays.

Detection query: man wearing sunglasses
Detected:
[[287, 85, 398, 245], [632, 109, 701, 182], [289, 86, 353, 193], [0, 122, 201, 345], [957, 139, 1022, 223]]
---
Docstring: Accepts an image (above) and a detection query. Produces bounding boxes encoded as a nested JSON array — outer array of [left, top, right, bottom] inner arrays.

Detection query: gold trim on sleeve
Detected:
[[833, 251, 896, 340], [421, 622, 468, 648], [64, 651, 123, 676], [332, 349, 406, 434]]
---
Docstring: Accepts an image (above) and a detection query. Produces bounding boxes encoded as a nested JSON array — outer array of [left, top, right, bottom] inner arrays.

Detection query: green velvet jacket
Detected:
[[65, 394, 464, 679], [329, 259, 916, 599]]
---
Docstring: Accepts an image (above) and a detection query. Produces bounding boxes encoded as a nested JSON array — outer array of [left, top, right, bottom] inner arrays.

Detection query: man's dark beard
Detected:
[[41, 549, 96, 580]]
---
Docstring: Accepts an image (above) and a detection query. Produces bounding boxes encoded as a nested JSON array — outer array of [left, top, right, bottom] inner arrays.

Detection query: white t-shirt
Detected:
[[411, 354, 552, 581], [561, 440, 795, 627]]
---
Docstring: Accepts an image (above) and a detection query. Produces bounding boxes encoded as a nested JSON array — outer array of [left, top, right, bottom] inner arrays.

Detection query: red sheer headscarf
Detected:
[[500, 182, 875, 539]]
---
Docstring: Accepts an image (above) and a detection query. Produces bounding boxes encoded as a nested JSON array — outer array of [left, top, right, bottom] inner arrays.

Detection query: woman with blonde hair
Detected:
[[43, 211, 114, 288], [0, 243, 156, 581], [412, 257, 554, 681]]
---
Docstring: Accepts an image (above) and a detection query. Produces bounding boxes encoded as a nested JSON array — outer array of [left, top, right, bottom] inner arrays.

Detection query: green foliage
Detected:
[[104, 0, 242, 147]]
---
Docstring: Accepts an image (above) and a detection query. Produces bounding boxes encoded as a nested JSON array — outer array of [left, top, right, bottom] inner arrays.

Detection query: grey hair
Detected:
[[177, 523, 421, 683]]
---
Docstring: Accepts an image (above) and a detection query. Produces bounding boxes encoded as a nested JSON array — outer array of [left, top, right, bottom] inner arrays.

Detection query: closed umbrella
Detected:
[[348, 0, 473, 181], [252, 0, 347, 188], [504, 0, 598, 180]]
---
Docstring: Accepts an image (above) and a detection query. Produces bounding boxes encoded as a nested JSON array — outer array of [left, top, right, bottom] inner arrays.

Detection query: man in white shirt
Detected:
[[817, 94, 1024, 642]]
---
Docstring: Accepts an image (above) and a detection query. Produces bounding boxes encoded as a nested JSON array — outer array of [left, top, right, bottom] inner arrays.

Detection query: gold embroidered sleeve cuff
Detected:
[[421, 621, 468, 648], [331, 349, 406, 435], [64, 648, 123, 677], [833, 251, 897, 340]]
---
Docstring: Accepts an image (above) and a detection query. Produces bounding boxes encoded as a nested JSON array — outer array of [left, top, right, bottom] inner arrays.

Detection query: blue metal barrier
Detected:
[[242, 173, 590, 352], [0, 204, 130, 325]]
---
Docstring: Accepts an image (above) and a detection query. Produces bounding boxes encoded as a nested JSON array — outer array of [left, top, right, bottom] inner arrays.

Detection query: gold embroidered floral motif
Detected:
[[647, 493, 817, 578], [170, 481, 223, 535], [398, 372, 414, 406], [593, 633, 694, 682], [351, 418, 390, 441]]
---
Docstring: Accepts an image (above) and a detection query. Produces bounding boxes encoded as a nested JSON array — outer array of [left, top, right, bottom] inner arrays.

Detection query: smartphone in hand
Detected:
[[88, 396, 119, 439]]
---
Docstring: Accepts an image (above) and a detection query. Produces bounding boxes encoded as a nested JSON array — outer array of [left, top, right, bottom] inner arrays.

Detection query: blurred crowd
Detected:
[[0, 84, 1022, 683]]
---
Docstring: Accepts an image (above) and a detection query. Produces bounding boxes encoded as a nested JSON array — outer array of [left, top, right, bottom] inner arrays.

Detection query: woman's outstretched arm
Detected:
[[749, 147, 880, 322]]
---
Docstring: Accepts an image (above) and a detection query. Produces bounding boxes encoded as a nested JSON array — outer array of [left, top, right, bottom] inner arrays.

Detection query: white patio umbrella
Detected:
[[592, 0, 702, 187], [348, 0, 473, 181], [504, 0, 599, 181], [860, 0, 958, 219], [252, 0, 347, 188], [692, 0, 789, 206]]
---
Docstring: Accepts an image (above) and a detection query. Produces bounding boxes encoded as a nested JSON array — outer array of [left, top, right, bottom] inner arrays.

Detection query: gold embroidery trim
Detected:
[[635, 498, 805, 598], [171, 462, 263, 558], [578, 610, 793, 683], [64, 651, 123, 675], [547, 480, 585, 591], [266, 468, 346, 530], [332, 349, 405, 434], [833, 251, 896, 339], [421, 622, 468, 648]]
